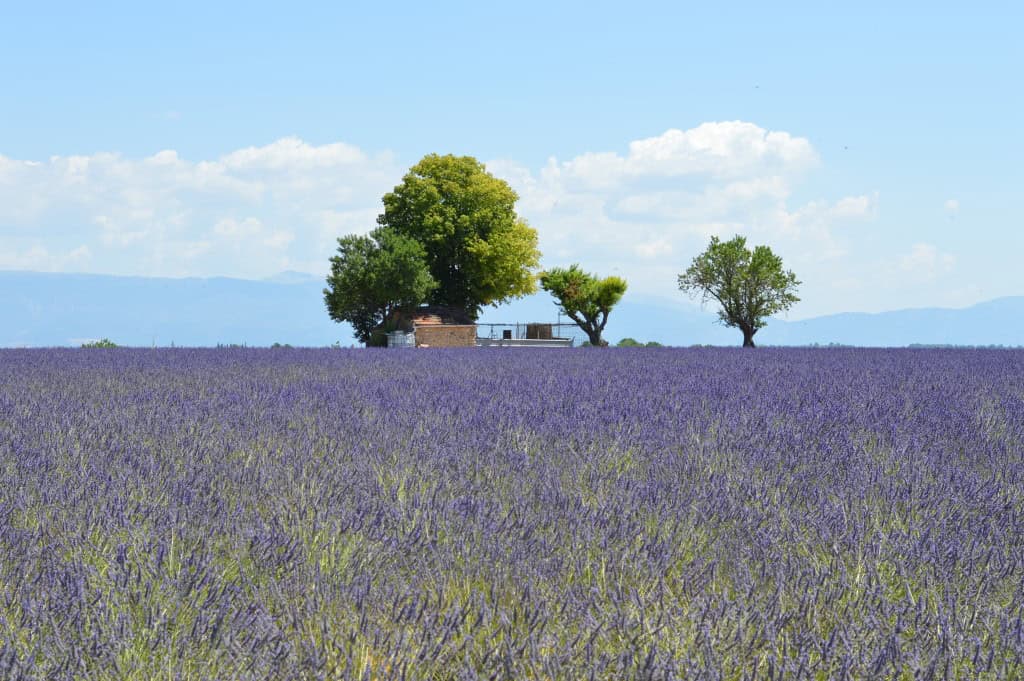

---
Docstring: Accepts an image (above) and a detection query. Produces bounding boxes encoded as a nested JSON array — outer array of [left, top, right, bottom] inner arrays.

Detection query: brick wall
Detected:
[[414, 325, 477, 348]]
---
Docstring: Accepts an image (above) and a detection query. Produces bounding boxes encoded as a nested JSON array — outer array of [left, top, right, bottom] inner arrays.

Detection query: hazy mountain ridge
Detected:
[[2, 270, 1022, 347], [756, 298, 1024, 347], [0, 271, 344, 347]]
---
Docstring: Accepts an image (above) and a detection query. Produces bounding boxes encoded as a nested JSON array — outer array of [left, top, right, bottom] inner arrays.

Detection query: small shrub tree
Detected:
[[81, 338, 117, 348], [540, 265, 627, 347], [678, 235, 800, 348]]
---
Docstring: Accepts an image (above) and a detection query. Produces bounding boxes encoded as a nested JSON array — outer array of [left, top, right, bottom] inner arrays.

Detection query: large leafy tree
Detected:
[[324, 228, 436, 345], [678, 235, 800, 348], [539, 265, 627, 347], [377, 154, 540, 319]]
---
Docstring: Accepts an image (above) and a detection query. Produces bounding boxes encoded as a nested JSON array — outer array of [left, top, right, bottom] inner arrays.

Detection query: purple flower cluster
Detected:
[[1, 347, 1022, 679]]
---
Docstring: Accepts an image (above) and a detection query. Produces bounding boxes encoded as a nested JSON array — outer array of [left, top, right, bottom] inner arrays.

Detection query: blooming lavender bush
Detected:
[[1, 347, 1022, 679]]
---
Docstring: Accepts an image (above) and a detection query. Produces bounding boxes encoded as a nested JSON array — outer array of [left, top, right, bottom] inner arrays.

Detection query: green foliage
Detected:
[[270, 342, 293, 349], [324, 228, 437, 345], [81, 338, 117, 348], [678, 235, 800, 347], [615, 338, 664, 347], [540, 265, 627, 347], [377, 154, 541, 318]]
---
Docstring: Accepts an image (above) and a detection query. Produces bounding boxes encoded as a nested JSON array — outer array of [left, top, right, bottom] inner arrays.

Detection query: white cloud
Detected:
[[899, 243, 955, 279], [775, 193, 877, 258], [263, 230, 295, 249], [832, 195, 876, 218], [179, 240, 213, 259], [221, 137, 367, 171], [944, 199, 959, 213], [634, 238, 673, 259], [487, 122, 873, 303], [624, 122, 817, 177], [213, 217, 264, 238], [0, 243, 91, 271], [93, 215, 148, 247], [0, 124, 876, 312], [0, 138, 399, 279], [528, 122, 818, 195]]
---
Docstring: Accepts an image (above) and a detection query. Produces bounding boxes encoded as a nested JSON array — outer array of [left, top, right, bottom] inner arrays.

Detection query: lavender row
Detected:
[[1, 348, 1022, 679]]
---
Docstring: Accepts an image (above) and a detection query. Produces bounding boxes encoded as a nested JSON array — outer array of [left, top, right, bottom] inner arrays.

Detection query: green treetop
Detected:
[[678, 235, 800, 348], [377, 154, 540, 319], [324, 228, 437, 345], [540, 265, 627, 347]]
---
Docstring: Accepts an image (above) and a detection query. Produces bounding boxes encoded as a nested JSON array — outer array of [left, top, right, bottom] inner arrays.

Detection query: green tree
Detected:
[[377, 154, 540, 318], [616, 337, 663, 347], [81, 338, 117, 348], [324, 228, 437, 345], [540, 265, 627, 347], [678, 235, 800, 348]]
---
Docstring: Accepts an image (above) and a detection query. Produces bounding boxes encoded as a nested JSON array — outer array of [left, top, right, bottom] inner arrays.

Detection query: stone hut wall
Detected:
[[414, 324, 477, 348]]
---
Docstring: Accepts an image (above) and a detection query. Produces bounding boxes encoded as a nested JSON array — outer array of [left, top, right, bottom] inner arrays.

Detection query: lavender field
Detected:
[[1, 348, 1023, 680]]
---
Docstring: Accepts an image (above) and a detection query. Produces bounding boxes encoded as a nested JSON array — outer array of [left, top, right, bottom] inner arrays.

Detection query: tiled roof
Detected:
[[412, 313, 444, 326], [389, 305, 475, 330]]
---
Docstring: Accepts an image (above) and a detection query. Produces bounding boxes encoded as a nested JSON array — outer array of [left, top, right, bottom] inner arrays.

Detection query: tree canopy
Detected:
[[324, 228, 436, 345], [539, 265, 627, 347], [81, 338, 117, 348], [616, 338, 663, 348], [677, 235, 800, 347], [377, 154, 540, 319]]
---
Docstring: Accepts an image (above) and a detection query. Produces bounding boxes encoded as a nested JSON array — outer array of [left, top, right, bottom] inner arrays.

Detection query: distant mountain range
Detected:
[[0, 270, 343, 348], [1, 269, 1022, 348]]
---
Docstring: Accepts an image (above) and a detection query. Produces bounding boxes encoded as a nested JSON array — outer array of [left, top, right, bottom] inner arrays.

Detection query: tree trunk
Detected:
[[586, 329, 608, 347], [741, 325, 756, 348]]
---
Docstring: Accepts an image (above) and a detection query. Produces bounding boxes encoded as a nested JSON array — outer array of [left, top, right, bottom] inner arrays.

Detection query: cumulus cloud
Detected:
[[899, 243, 955, 280], [944, 199, 959, 213], [0, 123, 875, 307], [487, 122, 873, 299], [513, 122, 818, 197], [623, 122, 817, 177], [0, 140, 399, 279], [221, 137, 367, 171], [634, 238, 674, 259]]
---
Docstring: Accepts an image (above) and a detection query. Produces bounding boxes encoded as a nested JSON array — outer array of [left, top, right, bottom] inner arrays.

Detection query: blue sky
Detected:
[[1, 1, 1021, 318]]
